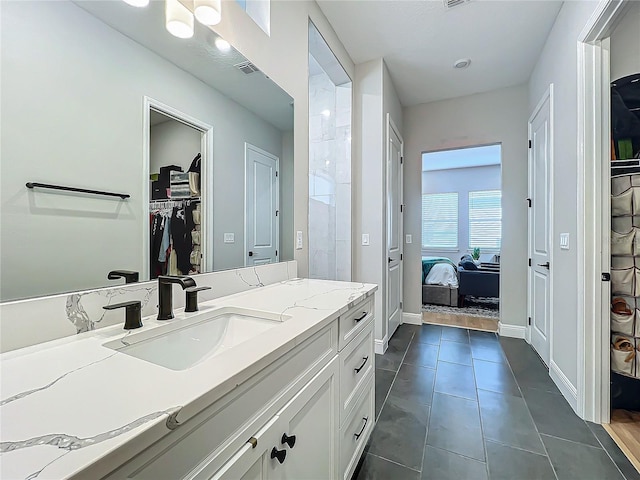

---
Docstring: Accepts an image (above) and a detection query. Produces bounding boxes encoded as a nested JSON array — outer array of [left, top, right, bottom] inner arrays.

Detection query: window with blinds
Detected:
[[422, 193, 458, 249], [469, 190, 502, 249]]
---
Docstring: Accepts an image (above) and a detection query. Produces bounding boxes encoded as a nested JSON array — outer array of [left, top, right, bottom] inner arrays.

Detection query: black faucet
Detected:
[[157, 275, 196, 320], [103, 301, 143, 330], [108, 270, 139, 284], [185, 286, 212, 312]]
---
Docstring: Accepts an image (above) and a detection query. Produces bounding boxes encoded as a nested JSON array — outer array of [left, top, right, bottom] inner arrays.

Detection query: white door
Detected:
[[245, 144, 279, 266], [528, 86, 553, 365], [387, 117, 404, 340]]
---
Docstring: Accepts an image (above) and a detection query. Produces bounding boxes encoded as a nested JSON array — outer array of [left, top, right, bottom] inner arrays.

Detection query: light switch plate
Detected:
[[223, 233, 235, 244], [560, 233, 570, 250], [362, 234, 370, 246], [296, 231, 303, 250], [406, 234, 412, 244]]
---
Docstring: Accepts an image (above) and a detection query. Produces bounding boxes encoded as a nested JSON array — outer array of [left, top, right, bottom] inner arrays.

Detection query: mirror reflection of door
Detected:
[[245, 143, 280, 266], [148, 108, 207, 279]]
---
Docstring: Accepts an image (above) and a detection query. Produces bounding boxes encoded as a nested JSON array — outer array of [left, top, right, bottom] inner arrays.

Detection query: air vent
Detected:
[[443, 0, 469, 9], [234, 61, 260, 75]]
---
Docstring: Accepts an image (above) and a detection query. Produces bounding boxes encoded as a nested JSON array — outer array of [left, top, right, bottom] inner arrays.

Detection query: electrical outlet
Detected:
[[223, 233, 235, 244], [362, 234, 370, 246], [296, 231, 303, 250], [405, 234, 412, 244], [560, 233, 570, 250]]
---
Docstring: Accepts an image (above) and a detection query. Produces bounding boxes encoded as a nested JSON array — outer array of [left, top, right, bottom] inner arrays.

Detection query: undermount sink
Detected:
[[103, 307, 290, 371]]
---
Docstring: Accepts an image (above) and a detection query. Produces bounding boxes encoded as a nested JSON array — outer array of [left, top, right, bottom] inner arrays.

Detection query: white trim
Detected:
[[550, 360, 579, 412], [402, 312, 422, 325], [243, 143, 280, 267], [526, 84, 554, 366], [142, 97, 214, 279], [374, 335, 389, 355], [577, 0, 628, 424], [498, 322, 526, 339]]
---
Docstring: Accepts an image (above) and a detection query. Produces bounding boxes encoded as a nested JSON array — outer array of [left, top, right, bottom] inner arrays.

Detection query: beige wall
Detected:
[[402, 85, 529, 328]]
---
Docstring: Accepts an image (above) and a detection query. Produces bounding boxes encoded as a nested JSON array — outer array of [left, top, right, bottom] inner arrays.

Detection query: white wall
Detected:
[[0, 1, 286, 300], [610, 1, 640, 81], [150, 120, 201, 175], [403, 86, 529, 327], [353, 59, 403, 346], [280, 130, 295, 261], [528, 0, 600, 398], [422, 164, 502, 262]]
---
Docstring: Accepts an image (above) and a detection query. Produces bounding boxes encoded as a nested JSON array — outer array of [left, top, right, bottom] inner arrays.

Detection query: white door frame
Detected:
[[526, 84, 555, 366], [142, 96, 214, 279], [386, 113, 404, 332], [243, 142, 280, 267], [577, 0, 629, 423]]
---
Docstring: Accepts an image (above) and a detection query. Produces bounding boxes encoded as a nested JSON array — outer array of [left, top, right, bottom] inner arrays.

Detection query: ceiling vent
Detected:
[[443, 0, 470, 9], [234, 61, 260, 75]]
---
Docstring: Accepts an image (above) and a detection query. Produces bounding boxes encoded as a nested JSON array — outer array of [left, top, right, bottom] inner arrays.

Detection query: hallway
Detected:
[[354, 324, 640, 480]]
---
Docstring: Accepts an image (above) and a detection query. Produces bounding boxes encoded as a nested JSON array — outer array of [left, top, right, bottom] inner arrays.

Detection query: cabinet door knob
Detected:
[[271, 447, 286, 464], [281, 433, 296, 448]]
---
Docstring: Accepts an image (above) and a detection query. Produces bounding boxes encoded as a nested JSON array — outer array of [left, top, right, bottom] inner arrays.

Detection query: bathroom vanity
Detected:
[[0, 278, 376, 480]]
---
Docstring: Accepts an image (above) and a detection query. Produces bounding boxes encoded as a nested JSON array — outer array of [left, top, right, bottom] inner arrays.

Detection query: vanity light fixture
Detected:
[[215, 37, 231, 52], [122, 0, 150, 7], [165, 0, 194, 39], [194, 0, 222, 26]]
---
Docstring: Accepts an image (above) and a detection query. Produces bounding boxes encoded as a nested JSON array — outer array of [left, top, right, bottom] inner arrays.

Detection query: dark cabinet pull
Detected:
[[354, 417, 369, 439], [354, 356, 369, 374], [248, 251, 254, 257], [354, 312, 368, 322], [271, 447, 286, 464], [281, 433, 296, 448]]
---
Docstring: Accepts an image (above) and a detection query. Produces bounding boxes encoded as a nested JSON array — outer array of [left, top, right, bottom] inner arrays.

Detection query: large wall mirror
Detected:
[[0, 0, 294, 301]]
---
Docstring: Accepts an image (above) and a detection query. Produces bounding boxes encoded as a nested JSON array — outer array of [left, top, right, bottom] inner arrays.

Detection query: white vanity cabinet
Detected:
[[100, 296, 375, 480]]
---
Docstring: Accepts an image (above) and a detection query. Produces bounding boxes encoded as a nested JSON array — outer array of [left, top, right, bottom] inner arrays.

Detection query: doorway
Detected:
[[245, 143, 280, 266], [527, 85, 554, 366], [143, 97, 213, 280], [387, 115, 404, 339]]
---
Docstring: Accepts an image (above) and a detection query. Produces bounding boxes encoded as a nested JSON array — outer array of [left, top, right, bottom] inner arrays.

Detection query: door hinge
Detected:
[[276, 250, 278, 256], [527, 198, 532, 207], [275, 210, 279, 216], [400, 301, 403, 309], [400, 156, 404, 164], [400, 204, 404, 213], [400, 253, 403, 261], [275, 171, 278, 177], [528, 317, 531, 326], [528, 140, 532, 149], [602, 272, 611, 282], [528, 258, 532, 267]]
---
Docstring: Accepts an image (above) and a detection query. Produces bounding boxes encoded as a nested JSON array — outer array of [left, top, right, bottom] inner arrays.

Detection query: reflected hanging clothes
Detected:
[[171, 203, 195, 275]]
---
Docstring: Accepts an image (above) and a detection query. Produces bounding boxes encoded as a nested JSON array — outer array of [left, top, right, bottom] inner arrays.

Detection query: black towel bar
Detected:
[[26, 182, 130, 199]]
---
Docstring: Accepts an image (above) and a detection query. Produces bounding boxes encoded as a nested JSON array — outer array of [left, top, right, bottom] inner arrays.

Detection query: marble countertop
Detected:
[[0, 278, 376, 480]]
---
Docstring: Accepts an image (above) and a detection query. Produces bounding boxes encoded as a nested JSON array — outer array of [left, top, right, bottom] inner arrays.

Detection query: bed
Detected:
[[422, 257, 459, 307]]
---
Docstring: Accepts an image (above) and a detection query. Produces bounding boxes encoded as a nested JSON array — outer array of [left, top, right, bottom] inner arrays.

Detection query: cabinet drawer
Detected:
[[339, 321, 373, 424], [338, 297, 373, 351], [103, 322, 338, 480], [339, 377, 374, 480]]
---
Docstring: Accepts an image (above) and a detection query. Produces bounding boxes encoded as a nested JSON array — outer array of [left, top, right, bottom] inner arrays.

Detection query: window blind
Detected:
[[422, 193, 458, 249], [469, 190, 502, 249]]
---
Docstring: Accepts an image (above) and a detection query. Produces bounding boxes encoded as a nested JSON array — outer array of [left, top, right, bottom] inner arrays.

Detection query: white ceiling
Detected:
[[317, 0, 563, 106], [74, 1, 294, 131]]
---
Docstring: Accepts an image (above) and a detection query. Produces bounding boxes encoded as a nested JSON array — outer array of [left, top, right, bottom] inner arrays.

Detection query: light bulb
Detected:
[[194, 0, 221, 25], [165, 0, 194, 39], [215, 37, 231, 52]]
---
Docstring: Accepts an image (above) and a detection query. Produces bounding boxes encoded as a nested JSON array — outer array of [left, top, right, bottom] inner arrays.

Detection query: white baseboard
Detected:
[[498, 322, 527, 339], [374, 335, 388, 355], [549, 360, 579, 412], [402, 312, 423, 325]]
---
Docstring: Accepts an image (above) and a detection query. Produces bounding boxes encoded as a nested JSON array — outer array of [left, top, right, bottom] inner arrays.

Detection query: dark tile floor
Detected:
[[353, 324, 640, 480]]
